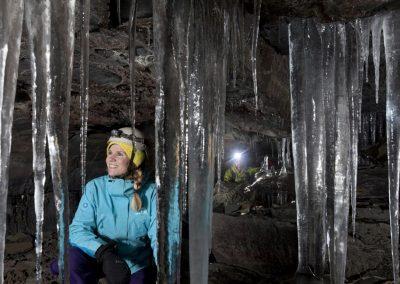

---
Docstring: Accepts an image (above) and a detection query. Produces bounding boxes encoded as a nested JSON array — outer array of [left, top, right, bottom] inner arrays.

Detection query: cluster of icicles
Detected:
[[289, 10, 400, 283], [0, 0, 262, 283], [1, 0, 400, 283]]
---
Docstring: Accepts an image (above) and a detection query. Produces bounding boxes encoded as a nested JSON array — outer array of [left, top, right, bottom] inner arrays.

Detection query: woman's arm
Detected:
[[69, 182, 107, 257]]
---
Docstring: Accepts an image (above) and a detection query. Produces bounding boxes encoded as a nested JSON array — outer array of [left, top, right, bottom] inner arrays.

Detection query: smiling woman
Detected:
[[51, 127, 157, 284]]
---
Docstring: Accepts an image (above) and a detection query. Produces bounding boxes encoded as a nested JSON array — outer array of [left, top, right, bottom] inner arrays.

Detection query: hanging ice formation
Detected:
[[289, 18, 363, 282], [128, 0, 137, 132], [383, 10, 400, 283], [251, 0, 262, 110], [46, 1, 76, 282], [290, 9, 400, 283], [0, 1, 24, 282], [279, 138, 287, 175], [80, 0, 90, 192], [25, 0, 51, 281], [154, 0, 228, 282]]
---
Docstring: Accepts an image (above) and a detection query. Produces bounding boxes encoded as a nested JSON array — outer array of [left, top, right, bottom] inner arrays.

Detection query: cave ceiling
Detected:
[[13, 0, 399, 142]]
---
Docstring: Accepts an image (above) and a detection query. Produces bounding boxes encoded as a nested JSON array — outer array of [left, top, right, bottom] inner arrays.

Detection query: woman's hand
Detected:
[[95, 242, 131, 284]]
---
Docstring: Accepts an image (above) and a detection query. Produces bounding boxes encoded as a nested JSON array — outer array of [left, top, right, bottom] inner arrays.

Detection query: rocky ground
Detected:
[[4, 165, 395, 283]]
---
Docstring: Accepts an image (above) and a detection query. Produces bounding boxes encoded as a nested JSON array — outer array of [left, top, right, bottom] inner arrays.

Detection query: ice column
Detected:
[[25, 0, 51, 281], [280, 138, 287, 175], [290, 20, 355, 282], [330, 24, 351, 284], [47, 1, 76, 282], [0, 1, 24, 282], [80, 0, 90, 191], [383, 10, 400, 283], [347, 24, 362, 238], [153, 0, 188, 281], [251, 0, 262, 109], [289, 18, 327, 277], [371, 16, 383, 104], [129, 0, 137, 129]]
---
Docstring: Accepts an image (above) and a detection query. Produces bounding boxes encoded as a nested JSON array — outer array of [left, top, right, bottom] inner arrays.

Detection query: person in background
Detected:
[[52, 127, 157, 284]]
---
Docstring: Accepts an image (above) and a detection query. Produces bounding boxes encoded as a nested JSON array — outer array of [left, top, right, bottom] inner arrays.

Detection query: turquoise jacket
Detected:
[[69, 175, 158, 274]]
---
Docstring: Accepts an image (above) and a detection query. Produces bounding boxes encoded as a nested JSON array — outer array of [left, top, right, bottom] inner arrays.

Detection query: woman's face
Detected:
[[106, 144, 130, 177]]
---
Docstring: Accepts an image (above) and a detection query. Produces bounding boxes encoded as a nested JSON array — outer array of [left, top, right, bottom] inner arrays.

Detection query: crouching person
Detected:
[[53, 127, 157, 284]]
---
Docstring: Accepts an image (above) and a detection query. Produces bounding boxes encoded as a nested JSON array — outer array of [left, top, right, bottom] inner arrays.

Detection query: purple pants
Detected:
[[50, 246, 153, 284]]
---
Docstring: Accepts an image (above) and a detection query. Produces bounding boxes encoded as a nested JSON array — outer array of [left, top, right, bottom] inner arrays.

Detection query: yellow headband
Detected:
[[107, 141, 145, 167]]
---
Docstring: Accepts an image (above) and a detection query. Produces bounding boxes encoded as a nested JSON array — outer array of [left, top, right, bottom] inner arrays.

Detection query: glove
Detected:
[[95, 242, 131, 284]]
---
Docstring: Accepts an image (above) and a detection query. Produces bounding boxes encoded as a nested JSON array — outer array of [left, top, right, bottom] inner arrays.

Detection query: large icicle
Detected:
[[25, 0, 51, 281], [128, 0, 137, 130], [356, 17, 371, 83], [153, 0, 187, 281], [0, 1, 24, 282], [383, 10, 400, 283], [216, 8, 229, 186], [330, 23, 351, 284], [80, 0, 90, 191], [47, 1, 76, 282], [371, 16, 383, 104], [251, 0, 262, 110], [289, 18, 327, 278], [347, 23, 362, 238]]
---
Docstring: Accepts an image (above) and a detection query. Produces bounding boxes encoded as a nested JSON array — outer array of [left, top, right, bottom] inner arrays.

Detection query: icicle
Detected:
[[383, 10, 400, 283], [129, 0, 137, 129], [216, 8, 229, 185], [286, 138, 292, 171], [153, 0, 188, 281], [346, 22, 362, 239], [355, 17, 371, 83], [25, 0, 51, 281], [117, 0, 121, 26], [230, 1, 239, 88], [251, 0, 262, 110], [371, 16, 383, 104], [331, 23, 351, 284], [47, 1, 76, 282], [289, 18, 327, 277], [370, 112, 376, 144], [80, 0, 90, 192], [0, 1, 24, 281], [280, 138, 287, 175]]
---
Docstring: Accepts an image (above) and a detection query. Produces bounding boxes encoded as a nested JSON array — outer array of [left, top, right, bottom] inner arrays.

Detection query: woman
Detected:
[[67, 127, 157, 284]]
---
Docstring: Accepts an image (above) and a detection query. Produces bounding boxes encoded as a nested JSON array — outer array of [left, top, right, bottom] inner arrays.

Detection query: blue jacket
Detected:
[[69, 175, 158, 274]]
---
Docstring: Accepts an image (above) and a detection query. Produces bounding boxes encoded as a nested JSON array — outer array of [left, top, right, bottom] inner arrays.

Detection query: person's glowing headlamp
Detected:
[[233, 152, 243, 162]]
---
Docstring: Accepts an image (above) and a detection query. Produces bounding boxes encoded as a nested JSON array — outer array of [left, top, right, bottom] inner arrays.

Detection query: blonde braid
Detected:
[[130, 168, 144, 211]]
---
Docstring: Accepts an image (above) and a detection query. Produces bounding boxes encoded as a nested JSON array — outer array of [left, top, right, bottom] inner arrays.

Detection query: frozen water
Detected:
[[25, 0, 51, 280], [153, 0, 193, 281], [371, 16, 383, 104], [251, 0, 262, 109], [80, 0, 90, 191], [47, 1, 76, 281], [129, 0, 137, 129], [383, 10, 400, 283], [0, 1, 24, 281]]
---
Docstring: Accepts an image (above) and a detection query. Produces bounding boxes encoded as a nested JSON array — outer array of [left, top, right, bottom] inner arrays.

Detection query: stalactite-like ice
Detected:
[[347, 23, 362, 238], [371, 16, 383, 104], [47, 1, 76, 282], [356, 17, 371, 83], [0, 1, 24, 281], [25, 0, 51, 280], [290, 19, 356, 282], [251, 0, 262, 109], [129, 0, 137, 129], [383, 10, 400, 283], [153, 0, 188, 281], [80, 0, 90, 191], [289, 18, 327, 276], [280, 138, 287, 175]]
